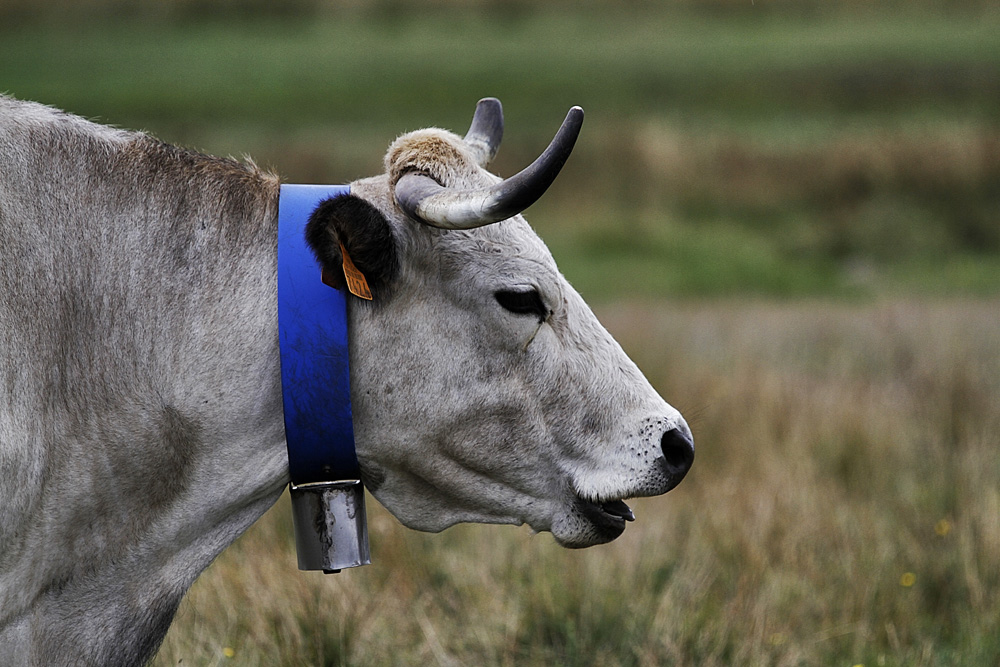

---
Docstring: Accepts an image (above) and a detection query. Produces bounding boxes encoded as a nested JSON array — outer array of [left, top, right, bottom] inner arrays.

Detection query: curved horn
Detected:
[[463, 97, 504, 167], [395, 105, 584, 230]]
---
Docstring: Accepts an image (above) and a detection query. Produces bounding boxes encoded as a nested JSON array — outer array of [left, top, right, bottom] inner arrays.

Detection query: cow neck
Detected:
[[276, 184, 360, 485]]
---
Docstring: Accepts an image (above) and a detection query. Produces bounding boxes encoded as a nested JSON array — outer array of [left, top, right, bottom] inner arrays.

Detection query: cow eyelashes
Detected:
[[494, 289, 549, 322]]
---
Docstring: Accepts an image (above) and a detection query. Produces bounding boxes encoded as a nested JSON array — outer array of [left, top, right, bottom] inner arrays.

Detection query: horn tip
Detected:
[[477, 97, 503, 112]]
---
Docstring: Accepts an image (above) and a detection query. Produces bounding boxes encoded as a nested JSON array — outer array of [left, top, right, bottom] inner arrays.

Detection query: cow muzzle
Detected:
[[558, 418, 694, 548]]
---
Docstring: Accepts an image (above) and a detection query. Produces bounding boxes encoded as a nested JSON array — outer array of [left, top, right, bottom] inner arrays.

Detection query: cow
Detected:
[[0, 94, 693, 665]]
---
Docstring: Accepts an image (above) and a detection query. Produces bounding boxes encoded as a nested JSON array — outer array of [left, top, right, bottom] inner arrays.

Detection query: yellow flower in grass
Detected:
[[223, 646, 236, 658], [934, 518, 952, 536], [900, 572, 916, 587]]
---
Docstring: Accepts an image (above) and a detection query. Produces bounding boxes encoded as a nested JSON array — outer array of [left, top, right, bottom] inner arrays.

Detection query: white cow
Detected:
[[0, 95, 693, 665]]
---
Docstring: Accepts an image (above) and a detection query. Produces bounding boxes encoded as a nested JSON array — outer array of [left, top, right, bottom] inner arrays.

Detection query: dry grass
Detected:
[[153, 298, 999, 666]]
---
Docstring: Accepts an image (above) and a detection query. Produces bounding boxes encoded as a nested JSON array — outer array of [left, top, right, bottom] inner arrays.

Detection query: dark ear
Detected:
[[305, 194, 399, 299]]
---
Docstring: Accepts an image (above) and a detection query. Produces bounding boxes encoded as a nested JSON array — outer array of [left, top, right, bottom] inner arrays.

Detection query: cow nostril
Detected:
[[660, 427, 694, 476]]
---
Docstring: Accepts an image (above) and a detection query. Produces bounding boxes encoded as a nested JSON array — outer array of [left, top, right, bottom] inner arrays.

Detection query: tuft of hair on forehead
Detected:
[[385, 129, 495, 191]]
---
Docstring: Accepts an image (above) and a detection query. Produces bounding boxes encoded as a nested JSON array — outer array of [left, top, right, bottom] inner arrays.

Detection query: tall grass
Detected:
[[153, 299, 1000, 665]]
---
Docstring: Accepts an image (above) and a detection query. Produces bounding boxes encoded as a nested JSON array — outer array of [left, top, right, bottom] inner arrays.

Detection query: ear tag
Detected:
[[338, 241, 373, 301]]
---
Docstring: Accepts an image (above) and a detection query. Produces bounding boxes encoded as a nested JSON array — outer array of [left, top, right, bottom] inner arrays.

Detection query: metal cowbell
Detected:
[[289, 480, 370, 573]]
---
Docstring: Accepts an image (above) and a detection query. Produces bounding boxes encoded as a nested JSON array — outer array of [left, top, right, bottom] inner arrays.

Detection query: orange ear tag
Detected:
[[338, 241, 373, 301]]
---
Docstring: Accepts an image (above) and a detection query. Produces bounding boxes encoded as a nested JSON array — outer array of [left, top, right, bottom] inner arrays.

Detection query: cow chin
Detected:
[[549, 498, 629, 549]]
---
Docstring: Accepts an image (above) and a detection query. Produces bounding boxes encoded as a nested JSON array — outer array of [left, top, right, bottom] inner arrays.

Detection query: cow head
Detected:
[[305, 99, 693, 548]]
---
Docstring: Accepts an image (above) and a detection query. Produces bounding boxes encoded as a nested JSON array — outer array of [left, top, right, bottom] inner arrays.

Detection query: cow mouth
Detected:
[[576, 496, 635, 542]]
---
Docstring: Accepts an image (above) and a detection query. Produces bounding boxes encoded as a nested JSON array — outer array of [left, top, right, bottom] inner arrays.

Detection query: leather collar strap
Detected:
[[277, 184, 360, 485]]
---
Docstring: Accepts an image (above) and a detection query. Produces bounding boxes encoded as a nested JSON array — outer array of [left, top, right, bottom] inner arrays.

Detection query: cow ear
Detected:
[[305, 194, 399, 299]]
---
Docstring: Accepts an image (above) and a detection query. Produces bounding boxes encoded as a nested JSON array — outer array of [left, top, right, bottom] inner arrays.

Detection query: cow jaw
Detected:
[[358, 408, 692, 549], [355, 459, 638, 548], [349, 295, 695, 550]]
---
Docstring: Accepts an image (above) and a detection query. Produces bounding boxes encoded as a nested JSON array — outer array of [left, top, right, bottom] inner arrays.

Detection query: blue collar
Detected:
[[277, 184, 360, 485]]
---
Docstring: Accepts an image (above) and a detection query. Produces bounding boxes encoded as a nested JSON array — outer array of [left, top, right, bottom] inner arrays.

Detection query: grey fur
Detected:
[[0, 96, 691, 665]]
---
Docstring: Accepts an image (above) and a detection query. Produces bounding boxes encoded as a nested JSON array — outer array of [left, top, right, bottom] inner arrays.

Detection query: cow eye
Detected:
[[494, 289, 548, 321]]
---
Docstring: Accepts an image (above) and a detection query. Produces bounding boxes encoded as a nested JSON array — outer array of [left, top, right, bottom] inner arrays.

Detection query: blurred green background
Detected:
[[2, 0, 997, 301]]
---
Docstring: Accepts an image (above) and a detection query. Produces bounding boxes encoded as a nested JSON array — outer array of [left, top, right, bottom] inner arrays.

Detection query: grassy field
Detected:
[[151, 299, 1000, 666], [2, 3, 999, 665]]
